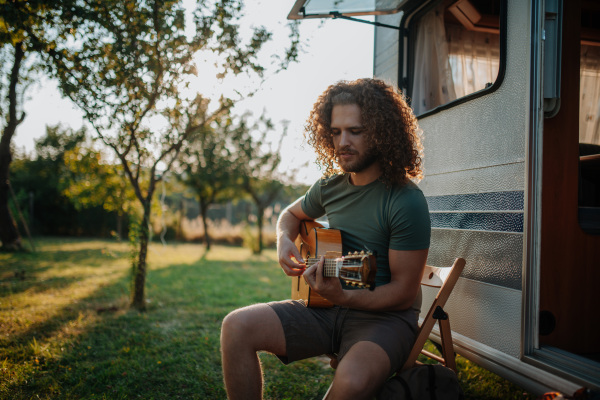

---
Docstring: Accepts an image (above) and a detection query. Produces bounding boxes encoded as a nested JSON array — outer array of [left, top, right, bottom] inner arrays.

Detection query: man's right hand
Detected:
[[276, 197, 315, 276], [277, 235, 306, 276]]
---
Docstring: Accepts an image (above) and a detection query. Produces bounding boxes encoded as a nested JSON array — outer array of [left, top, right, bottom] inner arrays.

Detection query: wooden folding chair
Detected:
[[323, 258, 465, 398], [400, 257, 466, 373]]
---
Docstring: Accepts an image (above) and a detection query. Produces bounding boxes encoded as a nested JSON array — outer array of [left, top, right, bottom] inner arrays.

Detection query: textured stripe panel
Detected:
[[419, 162, 526, 198], [428, 229, 523, 290], [430, 212, 524, 232], [427, 191, 524, 211], [421, 278, 521, 358]]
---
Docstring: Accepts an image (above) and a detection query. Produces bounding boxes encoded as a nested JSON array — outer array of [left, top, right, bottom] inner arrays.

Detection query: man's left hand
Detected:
[[303, 256, 345, 305]]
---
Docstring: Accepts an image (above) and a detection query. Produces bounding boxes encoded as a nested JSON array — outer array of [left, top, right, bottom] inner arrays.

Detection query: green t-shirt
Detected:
[[301, 174, 431, 288]]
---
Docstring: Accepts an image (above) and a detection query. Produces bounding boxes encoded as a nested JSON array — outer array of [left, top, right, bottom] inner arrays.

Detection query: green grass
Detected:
[[420, 342, 534, 400], [0, 238, 533, 399]]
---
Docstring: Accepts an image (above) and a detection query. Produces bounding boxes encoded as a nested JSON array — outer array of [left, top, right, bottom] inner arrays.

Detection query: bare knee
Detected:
[[328, 342, 391, 399], [221, 309, 251, 337], [220, 304, 285, 355], [221, 308, 257, 350], [333, 370, 373, 394]]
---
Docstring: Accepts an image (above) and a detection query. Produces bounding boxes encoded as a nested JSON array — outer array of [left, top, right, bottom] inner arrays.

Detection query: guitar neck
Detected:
[[295, 222, 375, 290], [305, 258, 344, 278]]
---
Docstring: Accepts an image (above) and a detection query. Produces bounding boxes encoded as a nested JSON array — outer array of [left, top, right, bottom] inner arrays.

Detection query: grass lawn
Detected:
[[1, 238, 534, 399]]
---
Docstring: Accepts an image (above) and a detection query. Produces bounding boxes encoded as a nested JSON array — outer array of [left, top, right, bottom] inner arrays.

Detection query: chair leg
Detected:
[[438, 317, 457, 372]]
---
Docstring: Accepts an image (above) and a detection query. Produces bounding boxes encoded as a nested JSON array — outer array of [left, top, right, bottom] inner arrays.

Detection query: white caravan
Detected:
[[288, 0, 600, 396]]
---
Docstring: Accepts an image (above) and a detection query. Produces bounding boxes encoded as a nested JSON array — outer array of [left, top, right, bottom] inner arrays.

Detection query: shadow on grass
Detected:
[[0, 245, 128, 299], [38, 248, 129, 265], [2, 244, 333, 400], [0, 274, 79, 298], [2, 241, 532, 400]]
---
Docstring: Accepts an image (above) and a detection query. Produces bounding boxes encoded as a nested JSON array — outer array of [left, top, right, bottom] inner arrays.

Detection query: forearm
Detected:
[[276, 205, 302, 245], [334, 248, 428, 311], [277, 199, 312, 275], [303, 248, 426, 311], [337, 280, 418, 311]]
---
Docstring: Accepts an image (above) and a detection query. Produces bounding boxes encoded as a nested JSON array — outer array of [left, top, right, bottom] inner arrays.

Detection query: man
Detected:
[[220, 78, 430, 400]]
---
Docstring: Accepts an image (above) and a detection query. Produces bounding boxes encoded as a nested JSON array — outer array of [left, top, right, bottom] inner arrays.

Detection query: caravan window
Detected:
[[580, 45, 600, 148], [578, 7, 600, 234], [407, 0, 502, 116]]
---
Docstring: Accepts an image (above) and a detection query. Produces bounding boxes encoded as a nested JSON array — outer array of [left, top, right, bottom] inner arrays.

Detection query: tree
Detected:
[[45, 0, 298, 309], [0, 0, 86, 250], [62, 138, 137, 240], [232, 114, 287, 254], [179, 119, 237, 251], [0, 42, 26, 250], [10, 124, 91, 237]]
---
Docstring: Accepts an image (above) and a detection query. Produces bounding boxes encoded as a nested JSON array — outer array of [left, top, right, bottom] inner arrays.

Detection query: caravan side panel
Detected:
[[375, 0, 531, 361], [374, 13, 401, 86]]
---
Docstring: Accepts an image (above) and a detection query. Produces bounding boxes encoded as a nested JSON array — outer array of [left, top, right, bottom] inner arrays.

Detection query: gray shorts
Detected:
[[267, 300, 418, 374]]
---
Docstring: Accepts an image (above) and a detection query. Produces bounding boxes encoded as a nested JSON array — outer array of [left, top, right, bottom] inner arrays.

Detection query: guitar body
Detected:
[[292, 220, 341, 307], [291, 220, 377, 308]]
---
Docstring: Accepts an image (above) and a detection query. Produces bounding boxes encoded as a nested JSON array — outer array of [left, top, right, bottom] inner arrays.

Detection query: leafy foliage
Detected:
[[2, 0, 300, 303], [37, 0, 298, 308], [0, 0, 96, 248], [62, 137, 139, 240], [0, 0, 90, 141], [9, 125, 117, 237], [33, 124, 86, 163], [62, 140, 136, 215]]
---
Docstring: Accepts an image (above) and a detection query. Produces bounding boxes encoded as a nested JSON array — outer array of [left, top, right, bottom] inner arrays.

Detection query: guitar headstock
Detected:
[[338, 251, 377, 290]]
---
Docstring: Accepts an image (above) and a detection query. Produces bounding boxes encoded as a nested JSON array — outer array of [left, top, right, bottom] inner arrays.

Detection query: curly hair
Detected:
[[305, 78, 423, 186]]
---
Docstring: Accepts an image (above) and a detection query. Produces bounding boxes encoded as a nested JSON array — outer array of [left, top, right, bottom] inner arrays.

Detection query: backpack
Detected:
[[377, 364, 464, 400]]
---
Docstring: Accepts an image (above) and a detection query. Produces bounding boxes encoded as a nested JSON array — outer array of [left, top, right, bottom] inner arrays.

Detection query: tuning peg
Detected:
[[360, 250, 365, 255]]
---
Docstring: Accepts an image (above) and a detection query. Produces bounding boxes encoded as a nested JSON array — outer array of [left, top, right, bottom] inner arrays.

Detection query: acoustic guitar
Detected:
[[291, 220, 377, 308]]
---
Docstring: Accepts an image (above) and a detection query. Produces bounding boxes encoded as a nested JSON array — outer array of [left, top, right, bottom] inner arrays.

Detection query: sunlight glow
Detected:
[[15, 1, 375, 185]]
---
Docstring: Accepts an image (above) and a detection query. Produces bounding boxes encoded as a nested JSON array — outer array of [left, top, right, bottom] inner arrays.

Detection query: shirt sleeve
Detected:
[[301, 179, 326, 219], [388, 187, 431, 251]]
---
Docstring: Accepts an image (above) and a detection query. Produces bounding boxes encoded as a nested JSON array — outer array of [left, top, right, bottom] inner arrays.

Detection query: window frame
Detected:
[[396, 0, 508, 118], [287, 0, 409, 20]]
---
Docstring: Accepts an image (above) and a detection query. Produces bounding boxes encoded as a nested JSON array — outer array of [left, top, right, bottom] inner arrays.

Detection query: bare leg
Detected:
[[326, 341, 391, 400], [220, 303, 286, 400]]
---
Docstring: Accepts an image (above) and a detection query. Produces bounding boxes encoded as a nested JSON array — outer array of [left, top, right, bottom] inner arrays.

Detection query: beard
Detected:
[[337, 146, 379, 173]]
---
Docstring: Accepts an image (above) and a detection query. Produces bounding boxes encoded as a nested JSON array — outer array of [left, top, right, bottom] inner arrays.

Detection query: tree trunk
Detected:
[[256, 205, 264, 254], [116, 210, 123, 240], [131, 201, 151, 310], [177, 198, 185, 241], [199, 197, 211, 251], [0, 43, 25, 251], [0, 174, 21, 251]]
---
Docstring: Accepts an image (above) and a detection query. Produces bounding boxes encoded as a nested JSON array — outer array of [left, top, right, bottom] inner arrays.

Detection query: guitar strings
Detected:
[[305, 258, 364, 265]]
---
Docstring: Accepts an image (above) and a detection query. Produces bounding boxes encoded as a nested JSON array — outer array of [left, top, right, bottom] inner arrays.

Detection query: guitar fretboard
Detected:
[[305, 257, 361, 278]]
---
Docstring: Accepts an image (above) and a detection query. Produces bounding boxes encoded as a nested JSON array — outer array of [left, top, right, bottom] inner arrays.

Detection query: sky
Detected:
[[13, 1, 375, 185]]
